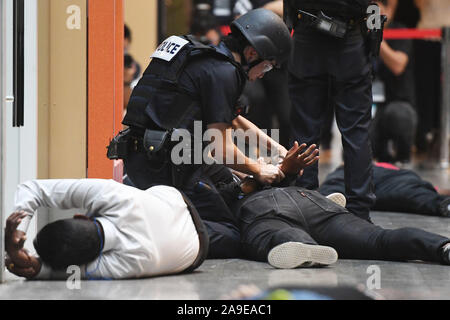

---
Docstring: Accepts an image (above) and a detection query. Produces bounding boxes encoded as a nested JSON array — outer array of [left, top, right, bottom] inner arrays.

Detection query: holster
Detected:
[[107, 128, 132, 160], [366, 15, 387, 58]]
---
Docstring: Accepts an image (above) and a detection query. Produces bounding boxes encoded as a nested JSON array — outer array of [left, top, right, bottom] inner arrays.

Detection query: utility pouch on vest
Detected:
[[143, 129, 172, 163], [107, 128, 132, 160]]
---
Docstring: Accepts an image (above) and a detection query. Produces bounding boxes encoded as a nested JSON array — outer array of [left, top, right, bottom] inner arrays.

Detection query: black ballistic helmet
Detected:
[[231, 8, 292, 65]]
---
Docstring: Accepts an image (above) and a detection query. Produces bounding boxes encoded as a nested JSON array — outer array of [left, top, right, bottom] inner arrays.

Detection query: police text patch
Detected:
[[151, 36, 189, 62]]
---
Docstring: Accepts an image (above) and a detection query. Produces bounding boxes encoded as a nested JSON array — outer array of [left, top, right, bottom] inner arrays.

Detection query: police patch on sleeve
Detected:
[[151, 36, 189, 62]]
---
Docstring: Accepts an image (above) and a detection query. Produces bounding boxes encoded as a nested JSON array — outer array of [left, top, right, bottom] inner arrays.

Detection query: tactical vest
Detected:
[[123, 35, 246, 132]]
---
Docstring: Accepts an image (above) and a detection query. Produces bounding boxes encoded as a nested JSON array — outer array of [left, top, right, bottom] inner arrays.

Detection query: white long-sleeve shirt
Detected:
[[14, 179, 200, 280]]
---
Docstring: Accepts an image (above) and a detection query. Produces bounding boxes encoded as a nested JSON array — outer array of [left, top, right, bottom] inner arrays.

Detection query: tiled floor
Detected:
[[1, 161, 449, 300]]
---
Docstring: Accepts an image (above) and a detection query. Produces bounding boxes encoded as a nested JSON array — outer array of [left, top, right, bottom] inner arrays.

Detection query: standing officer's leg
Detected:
[[334, 74, 375, 220], [289, 73, 329, 190], [332, 33, 376, 220]]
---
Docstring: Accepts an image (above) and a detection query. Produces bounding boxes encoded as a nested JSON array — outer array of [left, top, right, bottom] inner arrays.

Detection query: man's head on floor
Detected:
[[33, 215, 103, 270]]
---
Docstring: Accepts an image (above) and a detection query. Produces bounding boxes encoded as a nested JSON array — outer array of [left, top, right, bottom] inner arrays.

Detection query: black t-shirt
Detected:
[[376, 22, 416, 107], [178, 42, 245, 130]]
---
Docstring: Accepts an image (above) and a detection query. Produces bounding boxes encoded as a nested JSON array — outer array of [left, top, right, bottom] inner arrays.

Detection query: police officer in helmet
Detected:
[[114, 9, 297, 258], [285, 0, 382, 221]]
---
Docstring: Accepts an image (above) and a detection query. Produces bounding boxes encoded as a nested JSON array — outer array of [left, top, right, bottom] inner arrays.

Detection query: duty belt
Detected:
[[296, 9, 364, 38]]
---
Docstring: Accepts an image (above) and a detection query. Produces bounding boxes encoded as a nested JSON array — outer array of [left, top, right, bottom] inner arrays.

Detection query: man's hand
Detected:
[[277, 145, 288, 161], [279, 142, 320, 175], [5, 212, 28, 261], [5, 212, 41, 279], [5, 254, 41, 279], [255, 160, 285, 185]]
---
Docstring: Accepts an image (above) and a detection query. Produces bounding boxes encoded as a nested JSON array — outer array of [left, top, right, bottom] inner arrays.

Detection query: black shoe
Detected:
[[441, 244, 450, 265], [439, 198, 450, 218]]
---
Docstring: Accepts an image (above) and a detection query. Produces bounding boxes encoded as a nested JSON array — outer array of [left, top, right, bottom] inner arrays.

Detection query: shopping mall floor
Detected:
[[1, 135, 450, 300]]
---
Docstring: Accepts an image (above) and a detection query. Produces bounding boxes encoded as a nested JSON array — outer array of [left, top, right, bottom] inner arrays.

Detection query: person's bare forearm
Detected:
[[232, 116, 286, 158], [217, 128, 261, 175], [379, 41, 409, 76], [263, 0, 283, 17], [208, 122, 285, 184]]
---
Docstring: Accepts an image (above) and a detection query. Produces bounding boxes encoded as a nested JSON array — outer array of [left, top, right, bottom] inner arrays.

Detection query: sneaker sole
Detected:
[[440, 198, 450, 217], [268, 242, 338, 269], [326, 193, 347, 208]]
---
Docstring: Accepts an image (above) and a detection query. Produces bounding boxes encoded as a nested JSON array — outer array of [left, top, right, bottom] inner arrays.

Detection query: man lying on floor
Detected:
[[5, 179, 208, 280], [198, 143, 450, 269], [319, 163, 450, 218]]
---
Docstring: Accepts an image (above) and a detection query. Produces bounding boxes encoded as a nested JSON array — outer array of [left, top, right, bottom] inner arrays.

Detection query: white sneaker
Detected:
[[326, 193, 347, 208], [267, 242, 338, 269]]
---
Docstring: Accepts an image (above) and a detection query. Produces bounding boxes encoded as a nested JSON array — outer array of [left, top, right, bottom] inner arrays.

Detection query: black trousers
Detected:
[[288, 26, 375, 220], [236, 187, 449, 263], [319, 165, 448, 216], [320, 103, 335, 150], [124, 149, 241, 259]]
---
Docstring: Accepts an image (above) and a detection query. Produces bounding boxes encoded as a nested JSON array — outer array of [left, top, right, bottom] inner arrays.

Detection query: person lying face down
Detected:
[[205, 143, 450, 269], [5, 179, 208, 280], [319, 162, 450, 218]]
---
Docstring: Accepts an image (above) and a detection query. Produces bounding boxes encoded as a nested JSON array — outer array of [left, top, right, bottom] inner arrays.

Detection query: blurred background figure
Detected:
[[394, 0, 419, 28], [370, 0, 417, 166], [191, 3, 222, 45], [124, 24, 141, 113], [124, 23, 132, 53], [414, 0, 450, 161]]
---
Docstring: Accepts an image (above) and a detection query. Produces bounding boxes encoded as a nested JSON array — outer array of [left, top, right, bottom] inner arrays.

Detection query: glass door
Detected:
[[1, 0, 38, 283], [0, 0, 5, 284]]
